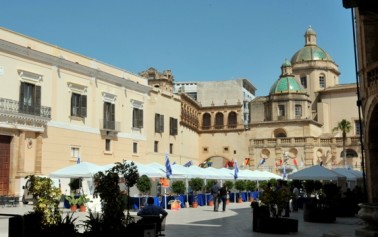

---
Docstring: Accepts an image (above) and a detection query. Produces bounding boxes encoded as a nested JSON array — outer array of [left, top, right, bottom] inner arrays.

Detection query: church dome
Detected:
[[291, 26, 334, 64], [269, 77, 305, 94], [270, 59, 305, 94]]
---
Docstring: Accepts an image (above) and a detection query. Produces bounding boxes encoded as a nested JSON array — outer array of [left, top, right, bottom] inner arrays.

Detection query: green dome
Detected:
[[282, 59, 291, 67], [291, 46, 333, 64], [269, 77, 305, 94]]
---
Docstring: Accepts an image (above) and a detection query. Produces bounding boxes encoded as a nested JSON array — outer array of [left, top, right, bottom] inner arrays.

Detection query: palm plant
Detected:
[[333, 119, 352, 167]]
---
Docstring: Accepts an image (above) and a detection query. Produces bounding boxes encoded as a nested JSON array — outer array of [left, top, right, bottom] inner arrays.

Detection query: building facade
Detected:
[[0, 25, 362, 196]]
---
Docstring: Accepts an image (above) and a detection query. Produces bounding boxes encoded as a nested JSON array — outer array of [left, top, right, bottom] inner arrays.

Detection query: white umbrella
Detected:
[[50, 162, 103, 178], [102, 161, 165, 178]]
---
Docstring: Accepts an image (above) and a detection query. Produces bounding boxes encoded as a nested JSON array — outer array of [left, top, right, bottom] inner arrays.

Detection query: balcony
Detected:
[[99, 119, 120, 134], [0, 97, 51, 131]]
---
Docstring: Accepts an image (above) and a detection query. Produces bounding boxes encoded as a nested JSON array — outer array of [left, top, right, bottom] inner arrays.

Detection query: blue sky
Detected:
[[1, 1, 355, 96]]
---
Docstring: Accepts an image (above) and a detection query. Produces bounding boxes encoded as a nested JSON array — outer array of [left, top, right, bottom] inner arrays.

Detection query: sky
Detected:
[[1, 1, 356, 96]]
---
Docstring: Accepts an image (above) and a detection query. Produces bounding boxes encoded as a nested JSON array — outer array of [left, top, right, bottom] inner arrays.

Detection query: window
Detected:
[[223, 147, 229, 152], [169, 117, 178, 135], [71, 93, 87, 117], [300, 76, 307, 88], [19, 82, 41, 116], [278, 105, 285, 116], [355, 120, 361, 136], [70, 147, 80, 158], [319, 75, 325, 88], [133, 142, 138, 154], [202, 113, 211, 129], [228, 112, 237, 128], [170, 143, 173, 154], [154, 141, 159, 152], [155, 113, 164, 133], [215, 112, 224, 129], [105, 139, 111, 152], [132, 108, 143, 128], [103, 102, 115, 130], [295, 105, 302, 118]]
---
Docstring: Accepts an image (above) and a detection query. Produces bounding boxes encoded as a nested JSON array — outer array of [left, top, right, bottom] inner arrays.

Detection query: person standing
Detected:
[[292, 185, 299, 212], [219, 184, 228, 212], [211, 181, 221, 212]]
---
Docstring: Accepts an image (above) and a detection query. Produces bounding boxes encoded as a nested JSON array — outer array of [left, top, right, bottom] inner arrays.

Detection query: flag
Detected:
[[76, 155, 81, 164], [258, 158, 265, 167], [165, 153, 172, 178], [293, 158, 298, 169], [183, 161, 193, 167], [234, 160, 239, 179], [244, 158, 250, 166], [172, 161, 176, 165], [282, 165, 286, 179]]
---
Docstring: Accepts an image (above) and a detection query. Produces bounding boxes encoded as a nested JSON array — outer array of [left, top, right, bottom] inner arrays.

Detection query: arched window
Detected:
[[228, 111, 237, 128], [341, 149, 358, 158], [215, 112, 224, 129], [202, 113, 211, 130]]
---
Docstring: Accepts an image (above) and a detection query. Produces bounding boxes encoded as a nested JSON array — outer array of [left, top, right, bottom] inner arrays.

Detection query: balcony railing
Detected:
[[251, 136, 360, 148], [0, 97, 51, 119], [99, 119, 120, 131]]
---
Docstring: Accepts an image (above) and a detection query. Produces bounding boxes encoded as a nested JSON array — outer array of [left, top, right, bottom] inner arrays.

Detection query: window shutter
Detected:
[[34, 85, 41, 116], [169, 117, 173, 135], [132, 108, 137, 128], [81, 95, 87, 117], [138, 109, 143, 128], [19, 82, 25, 112], [103, 103, 107, 129], [155, 114, 159, 133], [173, 118, 178, 135], [111, 104, 115, 129], [160, 114, 164, 133]]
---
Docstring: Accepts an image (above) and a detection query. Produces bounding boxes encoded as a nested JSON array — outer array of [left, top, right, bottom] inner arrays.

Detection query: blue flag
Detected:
[[258, 158, 265, 167], [183, 161, 193, 167], [77, 155, 81, 164], [234, 160, 239, 179], [165, 153, 172, 178]]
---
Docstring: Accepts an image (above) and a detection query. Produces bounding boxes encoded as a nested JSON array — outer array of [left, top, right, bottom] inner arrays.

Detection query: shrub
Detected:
[[171, 180, 186, 195], [136, 175, 152, 196]]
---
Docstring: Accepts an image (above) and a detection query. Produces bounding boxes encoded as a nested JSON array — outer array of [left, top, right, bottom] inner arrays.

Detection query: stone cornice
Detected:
[[0, 39, 151, 94]]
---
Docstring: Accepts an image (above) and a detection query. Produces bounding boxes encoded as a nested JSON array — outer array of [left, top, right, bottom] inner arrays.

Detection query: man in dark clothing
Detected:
[[219, 184, 228, 211], [137, 197, 168, 218], [211, 182, 221, 211]]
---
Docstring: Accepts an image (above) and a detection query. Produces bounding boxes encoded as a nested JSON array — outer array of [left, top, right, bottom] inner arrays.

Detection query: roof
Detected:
[[269, 77, 305, 94]]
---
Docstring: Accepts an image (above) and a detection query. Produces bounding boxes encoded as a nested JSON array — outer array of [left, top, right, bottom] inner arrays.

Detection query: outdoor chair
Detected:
[[137, 215, 166, 236]]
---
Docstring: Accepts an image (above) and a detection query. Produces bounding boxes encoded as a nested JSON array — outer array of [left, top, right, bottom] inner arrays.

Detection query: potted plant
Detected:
[[136, 175, 152, 207], [224, 180, 234, 205], [245, 180, 256, 202], [65, 194, 79, 212], [253, 180, 298, 233], [68, 178, 82, 194], [189, 178, 204, 208], [171, 180, 185, 210], [234, 180, 246, 203], [77, 194, 90, 212]]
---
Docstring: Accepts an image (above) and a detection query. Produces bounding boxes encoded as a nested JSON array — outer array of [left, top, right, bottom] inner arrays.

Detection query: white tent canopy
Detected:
[[50, 162, 103, 178], [333, 168, 361, 181], [288, 165, 346, 181], [102, 161, 165, 178]]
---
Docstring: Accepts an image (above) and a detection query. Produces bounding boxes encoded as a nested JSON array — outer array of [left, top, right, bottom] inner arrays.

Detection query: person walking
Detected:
[[211, 181, 221, 212], [219, 184, 228, 212]]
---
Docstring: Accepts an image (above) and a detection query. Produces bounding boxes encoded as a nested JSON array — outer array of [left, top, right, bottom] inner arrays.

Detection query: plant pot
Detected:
[[208, 200, 214, 206], [171, 201, 180, 210], [357, 203, 378, 230], [250, 197, 254, 202], [237, 197, 243, 203], [70, 205, 77, 212], [192, 201, 198, 208], [226, 199, 230, 205], [80, 205, 86, 212]]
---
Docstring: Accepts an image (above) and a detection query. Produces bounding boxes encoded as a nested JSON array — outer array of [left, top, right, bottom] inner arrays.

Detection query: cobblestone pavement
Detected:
[[0, 202, 365, 237]]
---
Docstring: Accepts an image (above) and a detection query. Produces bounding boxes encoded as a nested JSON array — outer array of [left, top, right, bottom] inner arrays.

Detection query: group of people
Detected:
[[210, 182, 229, 212]]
